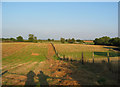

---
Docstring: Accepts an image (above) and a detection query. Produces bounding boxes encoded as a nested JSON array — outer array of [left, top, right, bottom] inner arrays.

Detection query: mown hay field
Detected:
[[54, 44, 120, 60], [2, 43, 48, 75], [1, 42, 120, 85]]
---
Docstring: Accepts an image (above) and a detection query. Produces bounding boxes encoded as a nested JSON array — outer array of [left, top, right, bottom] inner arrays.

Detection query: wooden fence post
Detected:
[[107, 52, 110, 63], [93, 52, 94, 63], [70, 58, 73, 62], [66, 57, 68, 61], [82, 52, 84, 64], [63, 55, 65, 60]]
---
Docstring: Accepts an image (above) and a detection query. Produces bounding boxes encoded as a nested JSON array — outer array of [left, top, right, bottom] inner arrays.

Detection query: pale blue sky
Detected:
[[2, 2, 118, 40]]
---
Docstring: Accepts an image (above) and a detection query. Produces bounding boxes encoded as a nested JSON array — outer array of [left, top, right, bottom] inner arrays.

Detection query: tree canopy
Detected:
[[94, 36, 120, 46], [16, 36, 24, 42]]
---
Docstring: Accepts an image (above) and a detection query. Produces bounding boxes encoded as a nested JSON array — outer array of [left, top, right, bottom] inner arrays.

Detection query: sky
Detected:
[[2, 2, 118, 40]]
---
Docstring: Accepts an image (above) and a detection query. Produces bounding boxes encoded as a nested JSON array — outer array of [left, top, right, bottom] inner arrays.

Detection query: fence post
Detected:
[[56, 52, 58, 57], [63, 55, 65, 60], [107, 52, 110, 63], [66, 57, 68, 61], [93, 52, 94, 63], [82, 52, 84, 64]]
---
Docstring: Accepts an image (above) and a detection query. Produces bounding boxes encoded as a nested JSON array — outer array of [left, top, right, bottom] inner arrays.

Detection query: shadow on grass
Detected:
[[25, 71, 36, 86], [37, 71, 49, 86], [94, 52, 107, 57], [64, 59, 119, 85], [94, 52, 120, 57], [25, 71, 49, 86], [104, 47, 120, 51]]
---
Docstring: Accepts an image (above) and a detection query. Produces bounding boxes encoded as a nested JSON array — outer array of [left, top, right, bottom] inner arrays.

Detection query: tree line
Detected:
[[60, 38, 84, 44], [2, 34, 38, 43], [2, 35, 120, 47], [2, 34, 56, 43], [94, 36, 120, 46]]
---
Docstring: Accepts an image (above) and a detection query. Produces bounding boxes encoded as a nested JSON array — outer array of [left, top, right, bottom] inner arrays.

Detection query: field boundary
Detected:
[[51, 43, 59, 57], [51, 43, 119, 64]]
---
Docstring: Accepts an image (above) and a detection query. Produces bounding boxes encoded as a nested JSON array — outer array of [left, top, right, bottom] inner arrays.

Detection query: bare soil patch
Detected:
[[84, 40, 93, 43], [31, 53, 39, 56]]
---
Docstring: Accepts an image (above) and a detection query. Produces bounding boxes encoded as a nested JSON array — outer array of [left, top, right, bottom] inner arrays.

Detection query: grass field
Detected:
[[2, 43, 48, 74], [54, 44, 120, 60], [1, 42, 119, 85]]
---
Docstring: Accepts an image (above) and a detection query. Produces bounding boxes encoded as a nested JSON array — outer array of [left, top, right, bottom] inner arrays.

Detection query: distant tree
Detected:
[[67, 38, 73, 43], [16, 36, 24, 42], [34, 36, 38, 43], [65, 39, 68, 42], [48, 38, 51, 41], [109, 37, 120, 46], [10, 38, 16, 42], [94, 38, 103, 45], [101, 36, 110, 45], [67, 38, 75, 43], [94, 36, 110, 45], [71, 38, 75, 43], [76, 39, 83, 43], [28, 34, 34, 42], [52, 39, 54, 41], [38, 39, 42, 43], [60, 38, 65, 43]]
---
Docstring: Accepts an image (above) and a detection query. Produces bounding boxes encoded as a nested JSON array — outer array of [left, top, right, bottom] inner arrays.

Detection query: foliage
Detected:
[[16, 36, 24, 42], [67, 38, 75, 43], [94, 36, 120, 46], [34, 36, 38, 43], [60, 38, 65, 43], [48, 38, 51, 41], [2, 38, 16, 42], [10, 38, 16, 42], [28, 34, 34, 42], [28, 34, 38, 43], [38, 39, 42, 43], [94, 36, 110, 45], [76, 39, 84, 43], [109, 37, 120, 46], [71, 38, 75, 43], [52, 39, 54, 41]]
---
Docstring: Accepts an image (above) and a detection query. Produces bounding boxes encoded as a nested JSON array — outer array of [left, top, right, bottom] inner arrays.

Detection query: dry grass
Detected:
[[2, 43, 29, 58], [1, 43, 119, 85], [54, 44, 119, 59], [54, 44, 116, 52]]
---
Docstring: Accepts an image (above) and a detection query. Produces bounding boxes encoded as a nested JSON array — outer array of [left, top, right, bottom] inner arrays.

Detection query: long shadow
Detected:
[[51, 43, 119, 85], [2, 70, 8, 75], [94, 52, 107, 57], [25, 71, 36, 87], [104, 47, 120, 51], [37, 71, 49, 86], [60, 58, 119, 85], [94, 52, 120, 57]]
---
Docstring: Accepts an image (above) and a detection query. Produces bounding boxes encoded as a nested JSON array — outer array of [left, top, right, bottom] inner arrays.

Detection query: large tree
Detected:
[[16, 36, 24, 42], [10, 38, 16, 42], [48, 38, 51, 41], [34, 36, 38, 43], [109, 37, 120, 46], [71, 38, 75, 43], [76, 39, 83, 43], [28, 34, 34, 42], [60, 38, 65, 43], [94, 36, 110, 45]]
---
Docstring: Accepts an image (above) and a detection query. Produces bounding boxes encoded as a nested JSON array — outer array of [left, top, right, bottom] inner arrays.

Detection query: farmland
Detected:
[[54, 44, 120, 60], [1, 42, 120, 85]]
